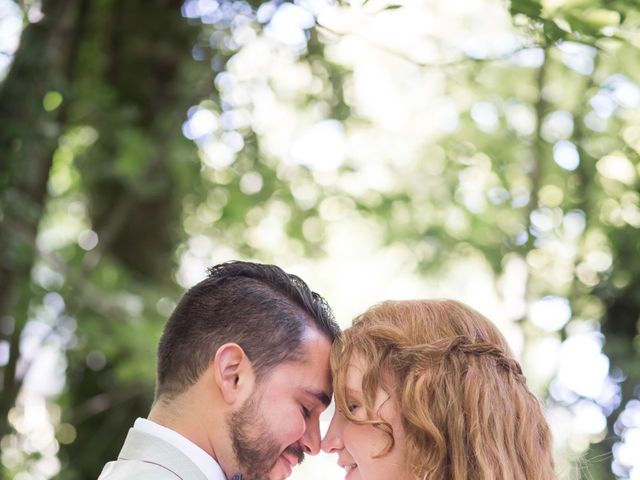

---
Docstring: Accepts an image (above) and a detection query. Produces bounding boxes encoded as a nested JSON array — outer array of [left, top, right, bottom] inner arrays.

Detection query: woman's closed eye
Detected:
[[347, 403, 359, 413]]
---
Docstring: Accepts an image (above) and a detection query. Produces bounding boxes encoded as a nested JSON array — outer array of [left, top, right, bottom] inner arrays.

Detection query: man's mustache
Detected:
[[283, 444, 305, 465]]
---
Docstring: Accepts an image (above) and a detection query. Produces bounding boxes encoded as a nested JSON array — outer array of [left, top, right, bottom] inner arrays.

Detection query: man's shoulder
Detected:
[[97, 426, 215, 480], [98, 458, 183, 479]]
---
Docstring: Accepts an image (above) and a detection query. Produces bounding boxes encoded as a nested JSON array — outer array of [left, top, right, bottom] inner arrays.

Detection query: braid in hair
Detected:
[[331, 299, 555, 480]]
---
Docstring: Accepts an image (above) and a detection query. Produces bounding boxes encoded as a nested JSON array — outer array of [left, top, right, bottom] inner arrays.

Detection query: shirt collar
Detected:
[[133, 418, 227, 480]]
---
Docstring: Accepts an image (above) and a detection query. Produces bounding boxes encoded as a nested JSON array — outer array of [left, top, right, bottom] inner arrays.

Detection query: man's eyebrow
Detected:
[[304, 389, 331, 407]]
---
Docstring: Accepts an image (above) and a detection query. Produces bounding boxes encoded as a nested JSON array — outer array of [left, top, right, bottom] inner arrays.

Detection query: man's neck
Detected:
[[148, 394, 238, 479], [149, 396, 216, 458]]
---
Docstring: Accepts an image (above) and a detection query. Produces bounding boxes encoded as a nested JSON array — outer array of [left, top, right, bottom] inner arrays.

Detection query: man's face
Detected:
[[228, 327, 332, 480]]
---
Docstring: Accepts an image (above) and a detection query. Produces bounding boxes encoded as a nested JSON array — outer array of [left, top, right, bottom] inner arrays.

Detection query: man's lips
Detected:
[[274, 445, 303, 477], [282, 453, 298, 468], [279, 453, 295, 476]]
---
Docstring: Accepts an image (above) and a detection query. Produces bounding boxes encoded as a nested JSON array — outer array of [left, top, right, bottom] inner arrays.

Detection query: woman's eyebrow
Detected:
[[345, 387, 362, 398]]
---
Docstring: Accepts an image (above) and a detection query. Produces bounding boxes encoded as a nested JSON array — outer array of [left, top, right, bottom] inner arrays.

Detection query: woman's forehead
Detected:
[[345, 353, 367, 380]]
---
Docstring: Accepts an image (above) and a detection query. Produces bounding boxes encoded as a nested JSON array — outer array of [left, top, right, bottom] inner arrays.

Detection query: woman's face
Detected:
[[321, 354, 412, 480]]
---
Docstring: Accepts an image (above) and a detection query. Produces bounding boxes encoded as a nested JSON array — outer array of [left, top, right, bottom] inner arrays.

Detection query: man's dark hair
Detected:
[[155, 261, 339, 399]]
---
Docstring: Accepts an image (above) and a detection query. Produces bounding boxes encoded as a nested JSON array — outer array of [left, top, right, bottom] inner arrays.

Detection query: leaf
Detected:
[[510, 0, 543, 20], [543, 18, 569, 43], [582, 8, 621, 30], [556, 0, 599, 10], [563, 13, 609, 38]]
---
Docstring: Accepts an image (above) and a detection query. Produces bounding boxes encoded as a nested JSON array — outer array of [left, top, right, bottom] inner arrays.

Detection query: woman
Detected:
[[322, 299, 555, 480]]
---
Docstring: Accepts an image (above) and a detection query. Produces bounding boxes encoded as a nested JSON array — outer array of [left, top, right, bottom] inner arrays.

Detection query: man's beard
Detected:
[[229, 393, 305, 480]]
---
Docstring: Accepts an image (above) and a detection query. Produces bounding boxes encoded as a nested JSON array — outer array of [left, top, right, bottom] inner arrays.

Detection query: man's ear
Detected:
[[212, 343, 255, 405]]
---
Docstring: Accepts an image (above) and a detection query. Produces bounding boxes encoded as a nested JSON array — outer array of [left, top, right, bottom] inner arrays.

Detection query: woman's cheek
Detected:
[[341, 422, 362, 457], [343, 424, 381, 466]]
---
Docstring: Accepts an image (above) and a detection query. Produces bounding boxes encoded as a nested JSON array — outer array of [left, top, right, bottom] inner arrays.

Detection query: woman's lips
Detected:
[[339, 462, 358, 479]]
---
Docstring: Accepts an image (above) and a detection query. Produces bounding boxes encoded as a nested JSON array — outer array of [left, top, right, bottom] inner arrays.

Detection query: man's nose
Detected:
[[301, 417, 322, 455], [321, 411, 344, 454]]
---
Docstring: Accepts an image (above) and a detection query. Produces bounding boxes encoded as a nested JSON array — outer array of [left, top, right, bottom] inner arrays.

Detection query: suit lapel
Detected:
[[118, 429, 210, 480]]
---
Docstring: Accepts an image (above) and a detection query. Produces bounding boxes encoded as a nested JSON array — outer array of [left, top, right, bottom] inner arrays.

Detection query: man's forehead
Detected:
[[282, 359, 332, 406], [264, 325, 333, 395], [285, 359, 332, 404], [295, 327, 332, 365], [299, 323, 333, 346]]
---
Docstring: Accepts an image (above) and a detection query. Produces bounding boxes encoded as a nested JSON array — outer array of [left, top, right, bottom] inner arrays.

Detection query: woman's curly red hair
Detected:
[[331, 299, 555, 480]]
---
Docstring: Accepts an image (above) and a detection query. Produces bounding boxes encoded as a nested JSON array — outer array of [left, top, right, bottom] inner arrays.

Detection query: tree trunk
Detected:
[[0, 0, 84, 452]]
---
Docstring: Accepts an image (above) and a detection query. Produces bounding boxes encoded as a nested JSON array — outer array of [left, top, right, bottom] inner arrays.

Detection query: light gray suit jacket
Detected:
[[98, 429, 210, 480]]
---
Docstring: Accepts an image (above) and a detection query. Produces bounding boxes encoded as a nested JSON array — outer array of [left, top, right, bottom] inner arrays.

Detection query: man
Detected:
[[98, 261, 340, 480]]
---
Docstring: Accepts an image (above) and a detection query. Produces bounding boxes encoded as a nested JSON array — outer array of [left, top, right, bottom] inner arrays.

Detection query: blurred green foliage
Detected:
[[0, 0, 639, 479]]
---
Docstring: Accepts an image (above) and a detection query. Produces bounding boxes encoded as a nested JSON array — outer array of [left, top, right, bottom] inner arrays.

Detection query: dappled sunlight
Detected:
[[2, 0, 640, 478], [172, 1, 640, 478], [557, 332, 610, 400], [614, 400, 640, 478]]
